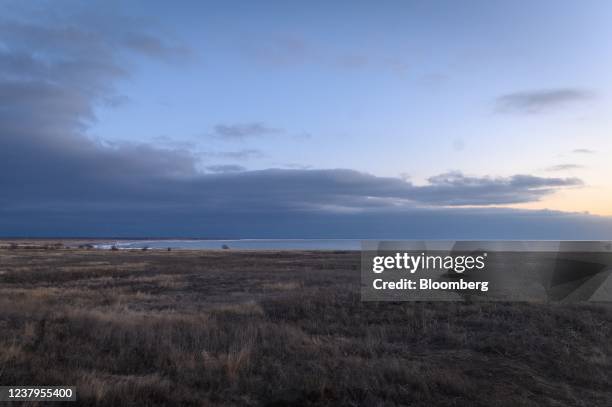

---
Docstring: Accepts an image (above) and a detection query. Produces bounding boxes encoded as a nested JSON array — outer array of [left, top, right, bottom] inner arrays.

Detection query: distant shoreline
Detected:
[[0, 238, 363, 251]]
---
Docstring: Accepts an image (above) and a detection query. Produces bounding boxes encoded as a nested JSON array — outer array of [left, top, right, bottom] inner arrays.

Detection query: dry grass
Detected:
[[0, 246, 611, 406]]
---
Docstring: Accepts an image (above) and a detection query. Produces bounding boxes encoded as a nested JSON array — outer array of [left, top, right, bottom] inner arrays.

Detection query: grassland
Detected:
[[0, 244, 611, 406]]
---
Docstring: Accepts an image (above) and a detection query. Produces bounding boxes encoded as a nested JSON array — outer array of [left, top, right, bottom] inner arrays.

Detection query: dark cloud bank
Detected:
[[1, 6, 612, 239]]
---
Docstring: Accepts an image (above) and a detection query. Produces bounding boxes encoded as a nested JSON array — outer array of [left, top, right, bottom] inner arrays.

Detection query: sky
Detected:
[[1, 0, 612, 238]]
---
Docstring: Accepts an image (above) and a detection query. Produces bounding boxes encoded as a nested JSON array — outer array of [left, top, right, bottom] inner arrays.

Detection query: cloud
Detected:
[[211, 122, 283, 140], [205, 164, 246, 173], [573, 148, 596, 154], [209, 122, 310, 142], [282, 163, 313, 170], [416, 171, 582, 206], [545, 164, 584, 172], [0, 4, 609, 239], [1, 162, 582, 215], [0, 19, 590, 235], [3, 204, 612, 240], [201, 149, 264, 160], [496, 88, 594, 113], [0, 5, 200, 185]]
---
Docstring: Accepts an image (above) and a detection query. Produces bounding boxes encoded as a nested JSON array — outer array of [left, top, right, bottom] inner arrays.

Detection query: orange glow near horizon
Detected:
[[510, 186, 612, 217]]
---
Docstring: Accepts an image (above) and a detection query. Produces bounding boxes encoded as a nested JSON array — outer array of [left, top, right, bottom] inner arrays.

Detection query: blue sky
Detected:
[[92, 1, 611, 208], [1, 0, 612, 237]]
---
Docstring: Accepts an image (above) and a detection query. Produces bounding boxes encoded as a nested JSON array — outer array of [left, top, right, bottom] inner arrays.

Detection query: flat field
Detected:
[[0, 245, 611, 406]]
